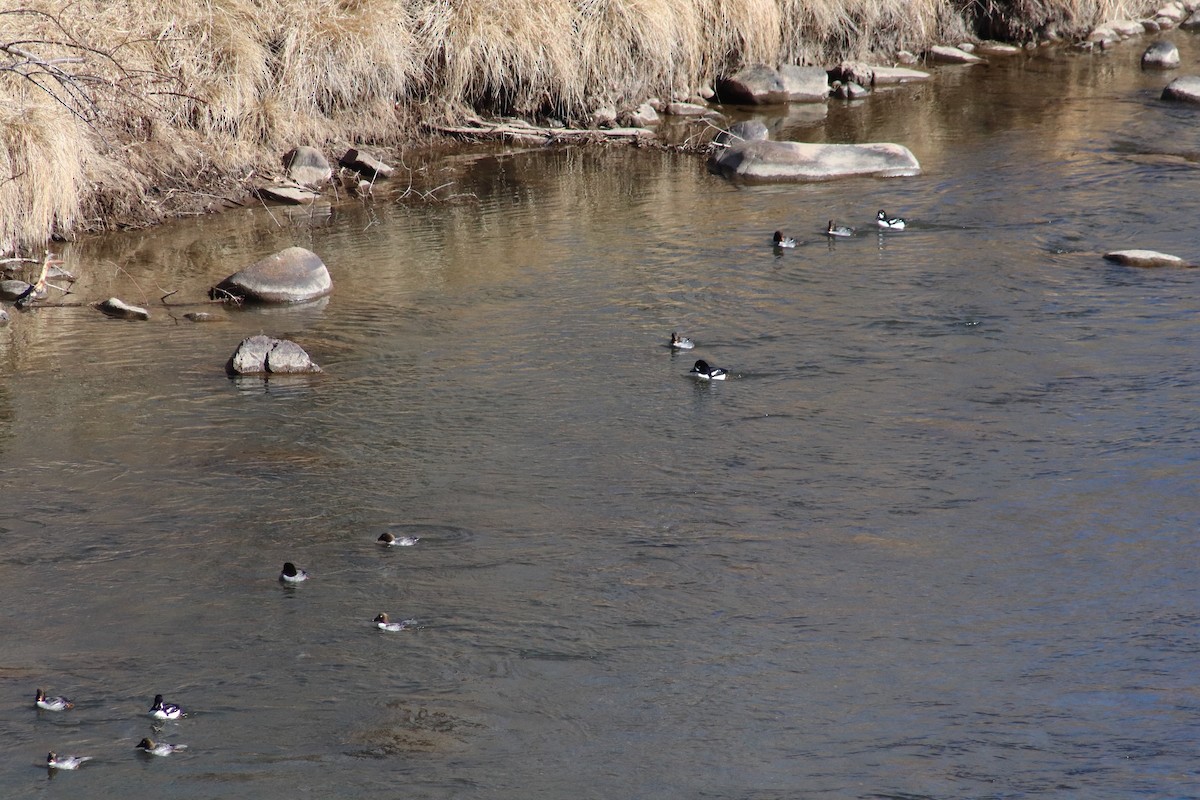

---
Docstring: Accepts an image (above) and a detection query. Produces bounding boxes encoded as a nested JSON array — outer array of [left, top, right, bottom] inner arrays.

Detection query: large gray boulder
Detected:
[[210, 246, 333, 304], [340, 148, 394, 180], [779, 65, 830, 101], [710, 138, 921, 182], [715, 65, 789, 104], [1142, 40, 1180, 69], [282, 146, 332, 187], [1161, 75, 1200, 102], [713, 120, 769, 147], [226, 334, 322, 375]]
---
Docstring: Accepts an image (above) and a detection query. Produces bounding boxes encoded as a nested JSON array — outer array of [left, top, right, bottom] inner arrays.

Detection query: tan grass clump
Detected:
[[0, 0, 1167, 256]]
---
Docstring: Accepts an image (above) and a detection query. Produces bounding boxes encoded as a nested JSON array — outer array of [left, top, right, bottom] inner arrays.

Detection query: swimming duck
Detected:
[[279, 562, 309, 583], [669, 332, 695, 350], [377, 532, 419, 547], [35, 688, 74, 711], [688, 359, 728, 381], [826, 220, 854, 238], [46, 752, 92, 770], [876, 210, 906, 230], [148, 694, 184, 720], [773, 231, 797, 248], [136, 738, 187, 756], [374, 612, 415, 632]]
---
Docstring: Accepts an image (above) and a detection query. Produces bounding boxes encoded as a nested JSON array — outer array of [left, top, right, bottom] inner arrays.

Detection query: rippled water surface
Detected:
[[2, 37, 1199, 799]]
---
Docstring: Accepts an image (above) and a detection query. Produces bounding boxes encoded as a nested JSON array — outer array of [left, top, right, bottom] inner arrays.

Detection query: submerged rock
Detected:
[[1161, 75, 1200, 102], [94, 297, 151, 320], [710, 136, 920, 182], [210, 246, 333, 304], [0, 279, 35, 301], [713, 120, 769, 147], [832, 80, 870, 99], [1142, 40, 1180, 69], [282, 146, 332, 186], [1103, 249, 1191, 267], [256, 184, 322, 205], [226, 334, 322, 375]]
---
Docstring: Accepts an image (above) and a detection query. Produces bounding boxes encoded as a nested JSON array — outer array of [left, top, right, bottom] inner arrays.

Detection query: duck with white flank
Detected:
[[374, 613, 416, 632], [876, 210, 906, 230], [688, 359, 728, 381], [46, 752, 92, 770], [670, 332, 695, 350], [35, 688, 74, 711], [378, 532, 419, 547], [136, 738, 187, 756], [773, 231, 797, 248], [148, 694, 184, 720], [279, 562, 309, 583], [826, 220, 854, 237]]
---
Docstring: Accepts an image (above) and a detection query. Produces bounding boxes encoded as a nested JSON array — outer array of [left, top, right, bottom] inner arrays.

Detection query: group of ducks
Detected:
[[280, 533, 420, 632], [37, 531, 423, 771], [672, 209, 908, 381], [773, 209, 908, 248], [37, 691, 190, 770]]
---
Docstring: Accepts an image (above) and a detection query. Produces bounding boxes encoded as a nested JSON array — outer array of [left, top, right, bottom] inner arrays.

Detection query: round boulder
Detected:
[[210, 246, 333, 304], [1142, 40, 1180, 69], [226, 334, 322, 375], [1161, 75, 1200, 103], [282, 146, 332, 187]]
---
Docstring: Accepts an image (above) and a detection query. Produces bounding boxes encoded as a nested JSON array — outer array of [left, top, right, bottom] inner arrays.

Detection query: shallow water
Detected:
[[3, 35, 1200, 799]]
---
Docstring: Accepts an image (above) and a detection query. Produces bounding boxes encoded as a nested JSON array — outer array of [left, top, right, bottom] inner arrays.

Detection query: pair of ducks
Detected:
[[670, 332, 727, 380], [40, 692, 188, 768], [773, 210, 907, 247]]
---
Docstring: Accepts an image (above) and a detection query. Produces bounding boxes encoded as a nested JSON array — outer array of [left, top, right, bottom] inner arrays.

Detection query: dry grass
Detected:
[[0, 0, 1163, 256]]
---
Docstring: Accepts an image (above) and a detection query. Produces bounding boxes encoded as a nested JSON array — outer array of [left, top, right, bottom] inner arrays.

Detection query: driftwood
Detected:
[[429, 120, 654, 145]]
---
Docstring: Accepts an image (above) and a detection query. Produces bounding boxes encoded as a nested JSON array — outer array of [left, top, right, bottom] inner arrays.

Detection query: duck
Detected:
[[374, 612, 415, 632], [669, 332, 695, 350], [35, 688, 74, 711], [826, 220, 854, 238], [148, 694, 184, 720], [136, 738, 187, 757], [377, 532, 419, 547], [688, 359, 728, 381], [279, 562, 309, 583], [876, 210, 906, 230], [773, 231, 797, 248], [46, 752, 92, 770]]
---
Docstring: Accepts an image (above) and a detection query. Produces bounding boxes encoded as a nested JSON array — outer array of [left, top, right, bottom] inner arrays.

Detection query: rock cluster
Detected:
[[225, 335, 322, 376]]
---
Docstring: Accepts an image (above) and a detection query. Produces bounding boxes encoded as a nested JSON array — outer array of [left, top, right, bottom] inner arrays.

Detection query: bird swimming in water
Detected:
[[148, 694, 184, 720], [773, 231, 797, 248], [670, 332, 695, 350], [378, 532, 419, 547], [688, 359, 728, 381], [46, 752, 92, 770], [374, 613, 416, 632], [279, 562, 309, 583], [826, 220, 854, 237], [35, 688, 74, 711], [136, 738, 187, 756], [876, 210, 906, 229]]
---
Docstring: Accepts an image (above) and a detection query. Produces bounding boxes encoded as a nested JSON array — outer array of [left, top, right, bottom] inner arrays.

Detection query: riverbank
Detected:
[[0, 0, 1168, 257]]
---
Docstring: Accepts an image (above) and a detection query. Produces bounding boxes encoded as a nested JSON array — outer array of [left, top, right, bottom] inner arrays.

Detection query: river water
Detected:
[[2, 36, 1199, 800]]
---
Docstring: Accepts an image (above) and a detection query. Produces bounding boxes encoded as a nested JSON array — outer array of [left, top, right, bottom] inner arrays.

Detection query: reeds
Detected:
[[0, 0, 1162, 256]]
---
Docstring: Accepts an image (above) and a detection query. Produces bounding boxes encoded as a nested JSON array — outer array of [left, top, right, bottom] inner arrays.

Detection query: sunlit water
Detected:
[[2, 36, 1199, 800]]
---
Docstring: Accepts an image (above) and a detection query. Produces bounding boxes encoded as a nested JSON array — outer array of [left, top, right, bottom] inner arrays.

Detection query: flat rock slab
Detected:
[[870, 66, 932, 84], [1161, 75, 1200, 102], [256, 184, 322, 205], [1103, 249, 1192, 267], [928, 45, 985, 64], [226, 334, 322, 375], [710, 139, 921, 181], [339, 148, 394, 180], [211, 246, 333, 304], [95, 297, 151, 320]]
